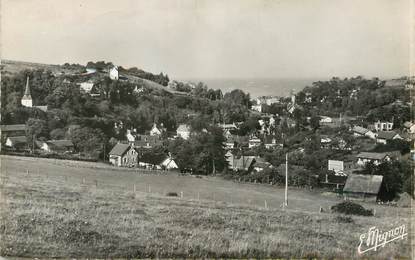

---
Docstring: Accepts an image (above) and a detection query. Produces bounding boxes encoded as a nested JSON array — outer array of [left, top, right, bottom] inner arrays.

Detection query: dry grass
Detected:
[[0, 156, 411, 258]]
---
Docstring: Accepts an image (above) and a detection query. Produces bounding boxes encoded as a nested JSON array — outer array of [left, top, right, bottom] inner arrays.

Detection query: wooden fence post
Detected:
[[264, 200, 268, 210]]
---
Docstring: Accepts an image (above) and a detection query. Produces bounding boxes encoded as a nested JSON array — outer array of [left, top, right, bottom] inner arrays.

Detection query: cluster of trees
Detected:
[[295, 76, 410, 128], [358, 160, 413, 201]]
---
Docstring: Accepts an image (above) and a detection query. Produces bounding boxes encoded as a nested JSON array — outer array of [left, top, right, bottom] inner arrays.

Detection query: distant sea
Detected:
[[178, 78, 323, 98]]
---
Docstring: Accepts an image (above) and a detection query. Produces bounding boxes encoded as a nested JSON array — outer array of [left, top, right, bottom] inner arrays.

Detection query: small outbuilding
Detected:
[[342, 174, 383, 202]]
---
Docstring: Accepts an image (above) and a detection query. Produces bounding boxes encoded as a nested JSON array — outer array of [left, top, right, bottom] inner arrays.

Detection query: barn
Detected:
[[342, 174, 383, 202]]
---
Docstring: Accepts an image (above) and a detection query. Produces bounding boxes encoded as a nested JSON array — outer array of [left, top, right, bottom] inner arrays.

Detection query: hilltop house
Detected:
[[376, 131, 402, 144], [109, 66, 119, 80], [176, 124, 191, 140], [109, 143, 138, 167], [5, 136, 28, 150], [343, 174, 383, 202], [37, 140, 74, 153], [356, 152, 391, 166], [352, 126, 376, 139], [78, 82, 94, 93]]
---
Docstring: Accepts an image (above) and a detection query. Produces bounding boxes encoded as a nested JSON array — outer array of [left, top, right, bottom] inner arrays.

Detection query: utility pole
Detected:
[[283, 153, 288, 208]]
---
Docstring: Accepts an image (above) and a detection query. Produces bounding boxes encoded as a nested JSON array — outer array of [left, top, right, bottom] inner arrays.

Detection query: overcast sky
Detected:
[[1, 0, 411, 79]]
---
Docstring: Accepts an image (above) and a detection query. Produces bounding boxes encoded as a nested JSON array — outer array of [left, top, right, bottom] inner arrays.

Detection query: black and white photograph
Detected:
[[0, 0, 413, 259]]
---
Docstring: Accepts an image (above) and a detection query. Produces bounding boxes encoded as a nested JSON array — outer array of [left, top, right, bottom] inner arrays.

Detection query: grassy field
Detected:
[[0, 155, 412, 258]]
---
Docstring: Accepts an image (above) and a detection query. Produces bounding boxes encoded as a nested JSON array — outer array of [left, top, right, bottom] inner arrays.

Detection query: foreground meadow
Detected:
[[0, 155, 412, 258]]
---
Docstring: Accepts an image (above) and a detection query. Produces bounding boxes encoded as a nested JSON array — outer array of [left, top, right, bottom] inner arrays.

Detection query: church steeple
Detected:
[[21, 76, 33, 107]]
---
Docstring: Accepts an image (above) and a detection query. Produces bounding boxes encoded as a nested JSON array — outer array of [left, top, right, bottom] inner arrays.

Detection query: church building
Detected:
[[21, 77, 33, 107]]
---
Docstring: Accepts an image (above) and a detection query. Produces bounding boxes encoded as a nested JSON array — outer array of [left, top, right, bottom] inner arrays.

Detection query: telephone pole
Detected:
[[283, 153, 288, 208]]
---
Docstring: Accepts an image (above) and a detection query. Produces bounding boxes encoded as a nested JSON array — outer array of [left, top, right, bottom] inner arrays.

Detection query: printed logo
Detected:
[[358, 225, 407, 254]]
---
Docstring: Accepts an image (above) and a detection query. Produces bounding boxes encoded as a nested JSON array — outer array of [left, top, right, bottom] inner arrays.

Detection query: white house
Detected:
[[78, 82, 94, 93], [176, 124, 191, 140], [328, 160, 354, 176], [248, 135, 262, 148], [319, 116, 333, 124], [109, 66, 119, 80], [373, 121, 393, 132], [150, 123, 163, 136], [160, 157, 179, 170], [251, 104, 262, 113], [403, 121, 415, 134], [356, 152, 390, 166]]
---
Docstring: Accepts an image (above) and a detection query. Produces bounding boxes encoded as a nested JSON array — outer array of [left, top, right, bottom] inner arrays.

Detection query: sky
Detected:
[[1, 0, 412, 79]]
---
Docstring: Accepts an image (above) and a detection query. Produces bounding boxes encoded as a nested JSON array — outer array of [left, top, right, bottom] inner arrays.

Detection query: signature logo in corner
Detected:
[[358, 224, 407, 254]]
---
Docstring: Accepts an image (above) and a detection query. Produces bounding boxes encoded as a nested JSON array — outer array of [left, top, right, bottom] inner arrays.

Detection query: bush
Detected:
[[331, 201, 373, 216], [166, 192, 178, 197], [335, 215, 354, 224]]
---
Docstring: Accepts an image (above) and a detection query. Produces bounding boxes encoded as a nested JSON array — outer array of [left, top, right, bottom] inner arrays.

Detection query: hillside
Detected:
[[0, 59, 185, 95]]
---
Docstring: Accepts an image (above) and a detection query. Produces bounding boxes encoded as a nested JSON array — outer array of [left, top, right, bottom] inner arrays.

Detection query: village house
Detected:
[[264, 135, 281, 149], [78, 82, 94, 93], [5, 136, 28, 150], [356, 152, 391, 166], [218, 123, 238, 132], [176, 124, 191, 140], [319, 116, 333, 124], [108, 143, 138, 167], [0, 124, 27, 144], [248, 135, 262, 148], [251, 104, 263, 113], [403, 121, 415, 134], [134, 134, 163, 149], [37, 140, 74, 153], [109, 66, 119, 80], [376, 131, 402, 144], [149, 123, 165, 136], [373, 121, 393, 132], [342, 174, 383, 202], [226, 152, 256, 172], [138, 153, 178, 170], [253, 157, 273, 172], [352, 126, 376, 139], [320, 135, 332, 149]]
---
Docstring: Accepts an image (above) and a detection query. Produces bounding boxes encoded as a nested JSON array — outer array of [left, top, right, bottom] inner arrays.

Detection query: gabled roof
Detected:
[[233, 156, 256, 170], [377, 131, 399, 140], [7, 136, 27, 144], [403, 121, 414, 128], [109, 143, 132, 156], [177, 124, 190, 132], [343, 174, 383, 194], [356, 152, 388, 160], [0, 124, 27, 132], [352, 126, 369, 135]]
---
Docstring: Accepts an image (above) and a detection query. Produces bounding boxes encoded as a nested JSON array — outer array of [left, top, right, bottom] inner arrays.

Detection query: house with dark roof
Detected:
[[134, 135, 163, 149], [5, 136, 28, 150], [376, 131, 402, 144], [352, 126, 376, 139], [343, 174, 383, 202], [0, 124, 27, 143], [356, 152, 391, 166], [108, 143, 138, 167], [226, 152, 256, 172], [253, 157, 273, 172]]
